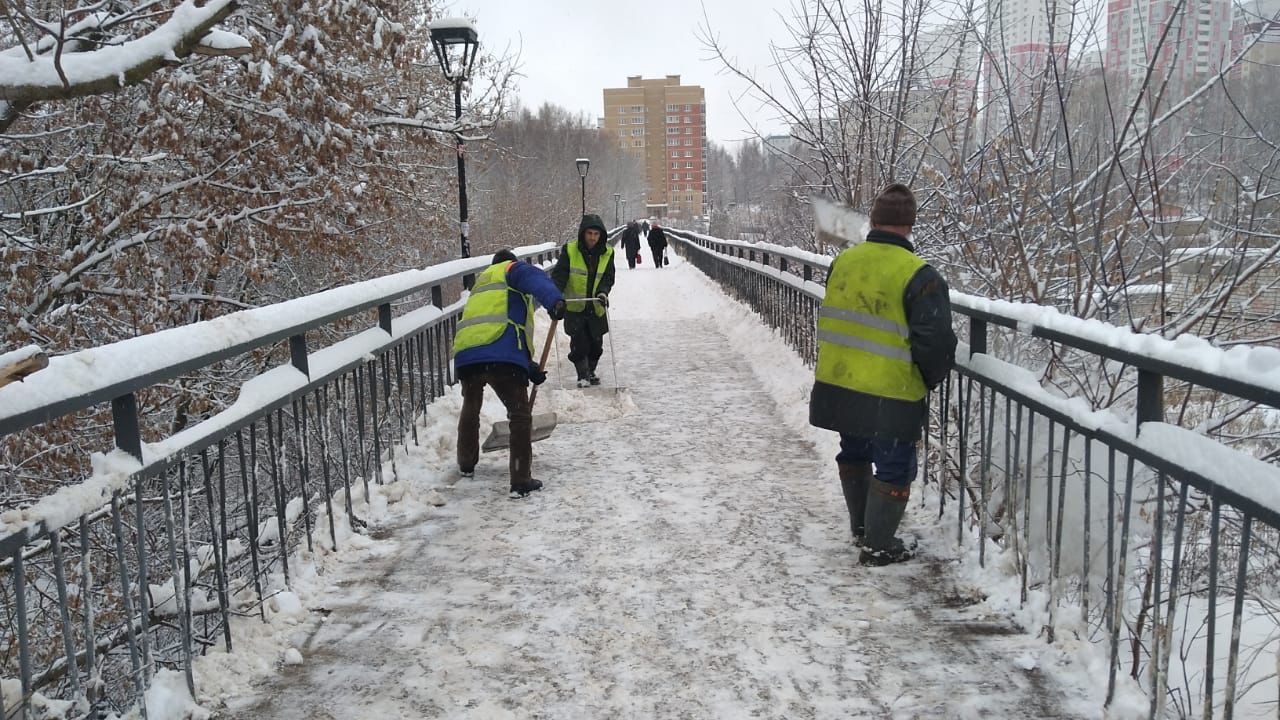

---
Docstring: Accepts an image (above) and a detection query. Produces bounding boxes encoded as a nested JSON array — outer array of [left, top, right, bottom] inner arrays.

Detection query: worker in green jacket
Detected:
[[809, 184, 957, 565], [551, 214, 616, 387], [453, 249, 565, 498]]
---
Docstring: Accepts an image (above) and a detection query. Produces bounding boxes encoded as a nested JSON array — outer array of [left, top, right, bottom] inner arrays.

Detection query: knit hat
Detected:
[[869, 184, 917, 227], [491, 248, 517, 264]]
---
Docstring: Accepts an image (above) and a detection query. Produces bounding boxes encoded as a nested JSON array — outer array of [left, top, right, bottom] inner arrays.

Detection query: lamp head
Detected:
[[428, 19, 479, 82]]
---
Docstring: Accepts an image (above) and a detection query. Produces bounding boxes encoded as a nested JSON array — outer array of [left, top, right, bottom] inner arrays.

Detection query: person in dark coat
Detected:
[[809, 184, 956, 565], [647, 222, 668, 268], [619, 221, 643, 269], [453, 249, 566, 497], [551, 214, 617, 386]]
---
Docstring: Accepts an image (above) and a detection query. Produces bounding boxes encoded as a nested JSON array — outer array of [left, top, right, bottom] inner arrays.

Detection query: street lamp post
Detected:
[[613, 193, 621, 226], [429, 19, 480, 266], [576, 158, 590, 216]]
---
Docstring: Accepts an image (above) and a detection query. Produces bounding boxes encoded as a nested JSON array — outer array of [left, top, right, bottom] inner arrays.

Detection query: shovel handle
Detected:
[[529, 317, 559, 407]]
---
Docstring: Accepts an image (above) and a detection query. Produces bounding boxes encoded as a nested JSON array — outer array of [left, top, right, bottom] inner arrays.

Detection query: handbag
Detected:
[[664, 254, 670, 266], [636, 254, 642, 264]]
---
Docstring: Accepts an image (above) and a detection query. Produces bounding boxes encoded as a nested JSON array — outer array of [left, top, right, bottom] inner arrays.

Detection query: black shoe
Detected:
[[859, 537, 917, 566], [509, 478, 544, 498], [459, 468, 475, 479], [587, 373, 600, 386]]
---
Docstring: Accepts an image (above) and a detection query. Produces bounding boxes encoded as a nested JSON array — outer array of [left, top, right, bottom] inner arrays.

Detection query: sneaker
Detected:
[[859, 537, 917, 566], [459, 468, 475, 479], [577, 378, 591, 388], [509, 478, 544, 498], [587, 373, 601, 386]]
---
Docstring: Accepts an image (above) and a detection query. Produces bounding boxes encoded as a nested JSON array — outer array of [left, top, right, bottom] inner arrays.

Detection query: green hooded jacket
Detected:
[[551, 213, 616, 334]]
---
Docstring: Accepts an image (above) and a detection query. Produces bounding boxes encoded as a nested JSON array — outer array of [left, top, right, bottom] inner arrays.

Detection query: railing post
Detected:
[[378, 303, 393, 334], [970, 317, 988, 356], [111, 393, 144, 462], [289, 333, 309, 377], [431, 285, 443, 309], [1137, 369, 1163, 427], [803, 264, 812, 283], [779, 257, 788, 274]]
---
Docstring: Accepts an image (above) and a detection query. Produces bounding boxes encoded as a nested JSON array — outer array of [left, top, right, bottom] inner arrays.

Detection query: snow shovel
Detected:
[[481, 318, 559, 453]]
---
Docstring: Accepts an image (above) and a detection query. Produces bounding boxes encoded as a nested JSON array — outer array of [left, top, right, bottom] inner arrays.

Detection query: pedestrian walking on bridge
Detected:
[[620, 220, 643, 269], [809, 184, 956, 565], [647, 222, 668, 268]]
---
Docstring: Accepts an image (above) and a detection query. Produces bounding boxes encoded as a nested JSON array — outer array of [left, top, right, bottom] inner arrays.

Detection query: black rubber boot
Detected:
[[860, 478, 916, 566], [510, 478, 544, 498], [838, 463, 871, 545]]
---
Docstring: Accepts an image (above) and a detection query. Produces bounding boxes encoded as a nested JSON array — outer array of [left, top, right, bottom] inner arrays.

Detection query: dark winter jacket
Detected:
[[453, 260, 565, 377], [620, 222, 642, 254], [809, 229, 957, 442], [551, 214, 616, 335], [647, 225, 668, 250]]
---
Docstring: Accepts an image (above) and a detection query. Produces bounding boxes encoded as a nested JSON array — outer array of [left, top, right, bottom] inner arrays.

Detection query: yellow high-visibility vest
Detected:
[[564, 242, 612, 317], [815, 242, 927, 401], [452, 262, 535, 357]]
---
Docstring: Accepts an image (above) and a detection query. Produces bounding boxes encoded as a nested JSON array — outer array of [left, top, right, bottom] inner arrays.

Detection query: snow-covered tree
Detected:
[[1, 0, 514, 496], [466, 102, 643, 253]]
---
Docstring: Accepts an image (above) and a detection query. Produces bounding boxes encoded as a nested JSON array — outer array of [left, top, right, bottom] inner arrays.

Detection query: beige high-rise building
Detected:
[[602, 75, 707, 220]]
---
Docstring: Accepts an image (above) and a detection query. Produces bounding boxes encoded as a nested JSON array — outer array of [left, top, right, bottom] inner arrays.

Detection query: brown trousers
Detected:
[[457, 364, 533, 484]]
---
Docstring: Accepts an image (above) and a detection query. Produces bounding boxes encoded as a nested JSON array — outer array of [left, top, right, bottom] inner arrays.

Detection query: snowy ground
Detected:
[[185, 244, 1126, 719]]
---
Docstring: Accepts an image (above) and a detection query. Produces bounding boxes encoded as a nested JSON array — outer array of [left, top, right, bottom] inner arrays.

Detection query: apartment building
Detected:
[[917, 23, 980, 91], [1106, 0, 1233, 101], [985, 0, 1074, 93], [1233, 0, 1280, 89], [602, 75, 707, 219]]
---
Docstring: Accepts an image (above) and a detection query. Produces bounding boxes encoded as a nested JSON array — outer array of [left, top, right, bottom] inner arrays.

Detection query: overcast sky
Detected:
[[446, 0, 799, 149]]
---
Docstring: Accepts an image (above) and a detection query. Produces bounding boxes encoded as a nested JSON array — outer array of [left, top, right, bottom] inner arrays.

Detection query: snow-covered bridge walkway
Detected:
[[220, 246, 1100, 719]]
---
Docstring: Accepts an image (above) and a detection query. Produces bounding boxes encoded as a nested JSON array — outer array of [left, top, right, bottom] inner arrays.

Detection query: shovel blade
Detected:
[[579, 386, 626, 398], [812, 196, 870, 249], [482, 412, 558, 453]]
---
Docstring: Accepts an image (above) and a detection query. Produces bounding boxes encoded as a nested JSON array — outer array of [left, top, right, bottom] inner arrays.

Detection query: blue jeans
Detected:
[[836, 435, 918, 487]]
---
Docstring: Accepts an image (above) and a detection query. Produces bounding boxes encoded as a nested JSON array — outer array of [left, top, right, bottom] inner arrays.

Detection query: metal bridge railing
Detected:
[[0, 245, 558, 718], [667, 228, 1280, 720]]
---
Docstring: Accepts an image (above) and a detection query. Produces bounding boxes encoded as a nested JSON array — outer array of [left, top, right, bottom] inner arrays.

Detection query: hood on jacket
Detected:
[[577, 213, 608, 243]]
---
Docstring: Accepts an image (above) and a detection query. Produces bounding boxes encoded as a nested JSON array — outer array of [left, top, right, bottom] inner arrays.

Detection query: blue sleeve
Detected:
[[506, 261, 565, 311]]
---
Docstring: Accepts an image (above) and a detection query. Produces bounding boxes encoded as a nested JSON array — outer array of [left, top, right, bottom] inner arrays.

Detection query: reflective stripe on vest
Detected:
[[565, 241, 613, 317], [451, 262, 535, 358], [815, 241, 928, 402]]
